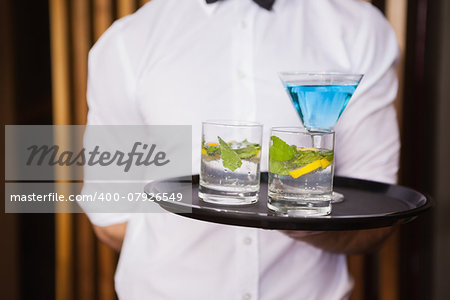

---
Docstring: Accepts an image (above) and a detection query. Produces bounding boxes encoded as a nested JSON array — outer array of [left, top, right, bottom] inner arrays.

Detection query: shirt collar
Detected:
[[197, 0, 220, 15]]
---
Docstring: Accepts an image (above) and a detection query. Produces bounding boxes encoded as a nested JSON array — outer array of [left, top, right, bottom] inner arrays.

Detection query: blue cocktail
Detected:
[[279, 73, 363, 131], [275, 73, 363, 205]]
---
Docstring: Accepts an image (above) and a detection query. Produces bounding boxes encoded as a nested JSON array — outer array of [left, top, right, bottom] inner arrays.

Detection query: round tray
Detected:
[[144, 173, 432, 231]]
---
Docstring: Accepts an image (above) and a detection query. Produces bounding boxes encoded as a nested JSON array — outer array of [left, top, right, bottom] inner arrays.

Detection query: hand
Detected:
[[278, 226, 397, 254]]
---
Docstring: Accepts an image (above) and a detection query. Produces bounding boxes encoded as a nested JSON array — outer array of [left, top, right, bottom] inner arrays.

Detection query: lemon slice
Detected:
[[320, 158, 331, 168], [298, 147, 320, 152], [202, 142, 219, 154], [289, 160, 322, 178]]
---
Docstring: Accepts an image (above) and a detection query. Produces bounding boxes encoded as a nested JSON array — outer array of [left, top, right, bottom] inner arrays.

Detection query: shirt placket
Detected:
[[227, 2, 259, 299], [231, 3, 257, 121], [235, 227, 259, 300]]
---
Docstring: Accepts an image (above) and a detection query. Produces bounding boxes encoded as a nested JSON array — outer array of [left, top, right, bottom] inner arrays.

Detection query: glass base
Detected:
[[198, 185, 258, 205], [267, 195, 331, 216]]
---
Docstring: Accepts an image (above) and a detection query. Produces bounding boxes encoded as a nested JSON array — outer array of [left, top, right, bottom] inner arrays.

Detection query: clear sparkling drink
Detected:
[[199, 121, 262, 205], [200, 148, 260, 195], [267, 128, 335, 216]]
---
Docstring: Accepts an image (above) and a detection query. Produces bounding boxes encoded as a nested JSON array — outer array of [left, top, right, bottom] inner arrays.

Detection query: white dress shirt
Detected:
[[86, 0, 400, 299]]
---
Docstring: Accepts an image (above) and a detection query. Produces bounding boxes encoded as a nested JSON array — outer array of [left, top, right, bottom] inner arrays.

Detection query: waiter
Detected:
[[85, 0, 400, 299]]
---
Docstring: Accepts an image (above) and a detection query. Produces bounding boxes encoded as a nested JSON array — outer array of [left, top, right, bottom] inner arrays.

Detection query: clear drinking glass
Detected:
[[199, 120, 263, 205], [268, 127, 335, 216]]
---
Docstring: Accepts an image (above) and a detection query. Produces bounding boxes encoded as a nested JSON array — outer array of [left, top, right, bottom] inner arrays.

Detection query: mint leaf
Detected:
[[235, 144, 261, 159], [269, 159, 290, 175], [293, 150, 322, 167], [218, 136, 242, 171], [321, 150, 334, 162], [269, 136, 296, 161], [202, 140, 221, 156], [205, 145, 220, 156]]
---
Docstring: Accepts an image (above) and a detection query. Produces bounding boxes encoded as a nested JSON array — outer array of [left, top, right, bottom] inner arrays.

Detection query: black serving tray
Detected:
[[144, 173, 432, 231]]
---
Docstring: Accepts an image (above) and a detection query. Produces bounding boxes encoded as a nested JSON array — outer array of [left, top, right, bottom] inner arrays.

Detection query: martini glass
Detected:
[[279, 72, 363, 203]]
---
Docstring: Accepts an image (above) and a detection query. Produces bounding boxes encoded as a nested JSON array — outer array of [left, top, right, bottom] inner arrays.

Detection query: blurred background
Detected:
[[0, 0, 449, 299]]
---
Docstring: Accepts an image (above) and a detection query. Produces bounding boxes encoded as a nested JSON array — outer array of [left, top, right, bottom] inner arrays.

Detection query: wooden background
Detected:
[[48, 1, 410, 300]]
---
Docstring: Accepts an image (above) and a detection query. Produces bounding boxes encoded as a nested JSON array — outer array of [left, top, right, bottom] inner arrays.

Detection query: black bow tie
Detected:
[[205, 0, 275, 11]]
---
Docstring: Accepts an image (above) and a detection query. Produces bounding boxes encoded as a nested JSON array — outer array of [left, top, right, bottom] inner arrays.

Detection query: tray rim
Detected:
[[145, 174, 433, 231]]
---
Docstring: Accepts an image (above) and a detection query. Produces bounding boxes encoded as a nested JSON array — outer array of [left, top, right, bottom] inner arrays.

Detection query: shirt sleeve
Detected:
[[334, 5, 401, 184], [83, 20, 144, 226]]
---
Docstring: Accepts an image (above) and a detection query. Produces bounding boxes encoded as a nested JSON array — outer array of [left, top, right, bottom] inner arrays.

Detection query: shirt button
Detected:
[[240, 21, 247, 29], [243, 237, 252, 245], [243, 293, 252, 300]]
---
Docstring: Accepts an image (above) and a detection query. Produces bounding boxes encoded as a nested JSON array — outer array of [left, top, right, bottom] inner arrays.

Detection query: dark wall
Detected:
[[400, 0, 450, 299], [1, 1, 55, 300], [12, 2, 53, 124], [429, 0, 450, 299]]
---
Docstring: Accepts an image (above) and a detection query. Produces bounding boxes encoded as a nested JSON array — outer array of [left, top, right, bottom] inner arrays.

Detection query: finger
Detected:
[[280, 230, 324, 238]]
